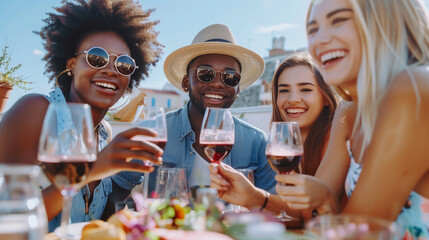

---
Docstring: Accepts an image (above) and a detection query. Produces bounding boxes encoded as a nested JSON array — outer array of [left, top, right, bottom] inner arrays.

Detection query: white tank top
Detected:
[[188, 145, 211, 188]]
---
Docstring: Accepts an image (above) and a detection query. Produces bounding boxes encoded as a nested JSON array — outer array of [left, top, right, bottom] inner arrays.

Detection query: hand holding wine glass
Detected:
[[200, 107, 235, 163], [266, 121, 303, 222], [38, 103, 96, 239]]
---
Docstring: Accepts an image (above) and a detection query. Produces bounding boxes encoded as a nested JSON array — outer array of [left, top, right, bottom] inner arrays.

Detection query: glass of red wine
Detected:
[[133, 106, 167, 198], [265, 121, 303, 222], [38, 103, 96, 239], [200, 107, 235, 163]]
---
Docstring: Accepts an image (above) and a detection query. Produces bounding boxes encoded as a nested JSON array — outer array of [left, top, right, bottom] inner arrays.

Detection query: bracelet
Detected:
[[260, 191, 269, 211]]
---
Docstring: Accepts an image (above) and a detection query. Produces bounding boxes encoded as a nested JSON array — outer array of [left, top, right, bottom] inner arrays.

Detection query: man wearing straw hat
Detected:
[[113, 24, 276, 199], [162, 24, 276, 194]]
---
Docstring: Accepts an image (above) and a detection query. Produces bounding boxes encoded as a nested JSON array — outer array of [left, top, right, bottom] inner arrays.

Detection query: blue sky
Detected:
[[2, 0, 428, 112], [0, 0, 312, 111]]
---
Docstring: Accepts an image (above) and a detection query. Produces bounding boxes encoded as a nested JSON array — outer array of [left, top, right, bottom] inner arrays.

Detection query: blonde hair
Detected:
[[307, 0, 429, 159], [350, 0, 429, 158]]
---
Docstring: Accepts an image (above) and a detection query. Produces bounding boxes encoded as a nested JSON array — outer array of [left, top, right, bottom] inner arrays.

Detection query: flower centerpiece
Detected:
[[80, 192, 231, 240]]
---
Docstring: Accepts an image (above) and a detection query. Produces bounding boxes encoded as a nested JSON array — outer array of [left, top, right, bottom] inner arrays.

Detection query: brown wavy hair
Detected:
[[35, 0, 163, 94], [271, 51, 337, 176]]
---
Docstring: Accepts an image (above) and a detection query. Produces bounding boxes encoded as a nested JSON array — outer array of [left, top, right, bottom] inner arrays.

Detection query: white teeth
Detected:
[[320, 50, 346, 63], [95, 82, 116, 90], [286, 108, 306, 114], [205, 94, 223, 99]]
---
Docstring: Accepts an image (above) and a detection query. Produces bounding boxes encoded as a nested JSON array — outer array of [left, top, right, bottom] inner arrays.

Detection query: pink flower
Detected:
[[403, 230, 414, 240]]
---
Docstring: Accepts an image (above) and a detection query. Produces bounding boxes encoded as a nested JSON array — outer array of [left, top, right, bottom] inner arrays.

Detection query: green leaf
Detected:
[[0, 45, 32, 90]]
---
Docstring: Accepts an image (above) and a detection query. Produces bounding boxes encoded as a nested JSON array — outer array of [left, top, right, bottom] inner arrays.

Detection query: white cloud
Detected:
[[254, 23, 298, 34], [33, 49, 43, 56], [262, 0, 277, 8]]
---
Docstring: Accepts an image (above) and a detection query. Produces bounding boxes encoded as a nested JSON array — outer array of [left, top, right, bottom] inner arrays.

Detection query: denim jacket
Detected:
[[113, 105, 277, 193]]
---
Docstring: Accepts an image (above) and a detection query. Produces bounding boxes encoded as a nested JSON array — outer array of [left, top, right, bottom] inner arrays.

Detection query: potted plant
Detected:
[[0, 45, 31, 113]]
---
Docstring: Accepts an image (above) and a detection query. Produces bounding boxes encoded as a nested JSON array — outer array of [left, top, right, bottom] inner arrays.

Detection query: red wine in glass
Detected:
[[39, 155, 94, 191], [266, 122, 303, 222], [200, 108, 235, 163], [266, 153, 302, 174], [200, 142, 233, 163], [37, 103, 96, 239], [152, 140, 167, 150]]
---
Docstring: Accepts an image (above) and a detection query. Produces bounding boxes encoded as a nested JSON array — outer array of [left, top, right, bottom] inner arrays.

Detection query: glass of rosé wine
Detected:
[[266, 121, 303, 222], [38, 103, 96, 239], [133, 106, 167, 198], [200, 107, 235, 163]]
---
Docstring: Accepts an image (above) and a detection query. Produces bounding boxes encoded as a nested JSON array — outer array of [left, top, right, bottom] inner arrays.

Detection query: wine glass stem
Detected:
[[143, 172, 149, 198], [279, 182, 287, 216], [60, 192, 73, 238]]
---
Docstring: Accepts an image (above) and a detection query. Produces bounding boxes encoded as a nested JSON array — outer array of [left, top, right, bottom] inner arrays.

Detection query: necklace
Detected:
[[83, 124, 101, 215], [83, 184, 90, 214]]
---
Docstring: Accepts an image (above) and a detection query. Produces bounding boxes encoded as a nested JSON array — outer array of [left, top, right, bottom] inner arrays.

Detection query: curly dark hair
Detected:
[[35, 0, 163, 92]]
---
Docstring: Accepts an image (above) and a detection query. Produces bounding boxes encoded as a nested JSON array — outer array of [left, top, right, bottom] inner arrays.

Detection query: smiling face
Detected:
[[276, 65, 325, 132], [306, 0, 361, 96], [183, 54, 240, 115], [67, 31, 131, 110]]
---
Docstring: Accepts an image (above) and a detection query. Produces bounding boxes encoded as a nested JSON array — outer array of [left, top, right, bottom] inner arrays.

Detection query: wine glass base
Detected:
[[277, 216, 299, 222], [276, 211, 299, 222], [277, 215, 303, 229]]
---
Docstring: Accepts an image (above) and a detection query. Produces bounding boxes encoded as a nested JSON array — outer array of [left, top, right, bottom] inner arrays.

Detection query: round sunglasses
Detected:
[[190, 66, 241, 87], [75, 47, 138, 76]]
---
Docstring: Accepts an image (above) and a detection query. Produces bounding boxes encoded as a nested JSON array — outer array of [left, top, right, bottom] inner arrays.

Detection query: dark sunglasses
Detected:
[[75, 47, 138, 76], [190, 66, 241, 87]]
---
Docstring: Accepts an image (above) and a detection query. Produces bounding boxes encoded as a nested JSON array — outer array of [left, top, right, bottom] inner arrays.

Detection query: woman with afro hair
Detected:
[[0, 0, 163, 231]]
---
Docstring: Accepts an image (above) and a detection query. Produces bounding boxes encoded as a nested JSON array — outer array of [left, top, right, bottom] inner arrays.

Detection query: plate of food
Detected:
[[54, 222, 89, 240]]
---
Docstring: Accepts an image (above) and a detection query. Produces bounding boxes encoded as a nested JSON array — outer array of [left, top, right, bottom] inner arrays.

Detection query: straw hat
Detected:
[[164, 24, 265, 92]]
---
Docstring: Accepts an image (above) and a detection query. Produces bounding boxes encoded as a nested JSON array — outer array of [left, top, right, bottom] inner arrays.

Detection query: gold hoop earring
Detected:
[[55, 69, 72, 87]]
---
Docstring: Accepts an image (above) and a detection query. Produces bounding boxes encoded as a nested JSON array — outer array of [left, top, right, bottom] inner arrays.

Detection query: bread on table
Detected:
[[81, 220, 126, 240]]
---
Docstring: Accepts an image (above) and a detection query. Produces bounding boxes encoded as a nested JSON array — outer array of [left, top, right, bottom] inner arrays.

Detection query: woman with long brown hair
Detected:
[[208, 51, 337, 223], [271, 51, 336, 176]]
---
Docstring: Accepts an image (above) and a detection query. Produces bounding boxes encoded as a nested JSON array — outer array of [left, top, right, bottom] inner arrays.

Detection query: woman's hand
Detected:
[[275, 174, 335, 211], [209, 162, 265, 209], [88, 127, 163, 182]]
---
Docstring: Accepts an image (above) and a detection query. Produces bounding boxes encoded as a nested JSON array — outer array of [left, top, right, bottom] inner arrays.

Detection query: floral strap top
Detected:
[[344, 140, 429, 239]]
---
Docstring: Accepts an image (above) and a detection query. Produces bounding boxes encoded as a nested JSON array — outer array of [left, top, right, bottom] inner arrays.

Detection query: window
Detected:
[[151, 97, 155, 107], [167, 99, 171, 108]]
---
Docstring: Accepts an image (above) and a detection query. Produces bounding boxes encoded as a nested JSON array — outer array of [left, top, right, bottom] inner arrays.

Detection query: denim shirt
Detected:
[[113, 105, 277, 193]]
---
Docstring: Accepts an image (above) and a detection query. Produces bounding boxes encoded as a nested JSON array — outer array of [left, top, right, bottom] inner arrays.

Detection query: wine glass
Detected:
[[265, 121, 303, 222], [133, 106, 167, 198], [38, 103, 96, 239], [307, 214, 401, 240], [155, 167, 189, 206], [200, 107, 235, 163], [0, 164, 48, 239], [224, 168, 255, 213]]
